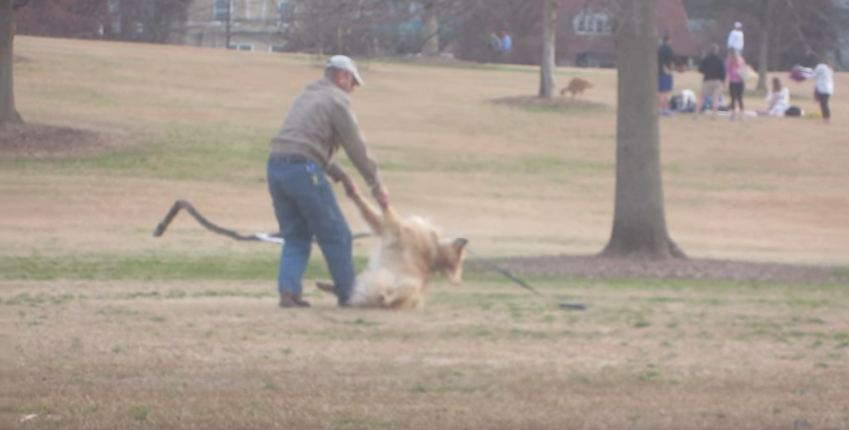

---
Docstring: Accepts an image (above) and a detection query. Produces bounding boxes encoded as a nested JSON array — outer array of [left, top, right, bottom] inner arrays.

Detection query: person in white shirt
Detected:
[[727, 21, 744, 54], [762, 77, 790, 117], [799, 56, 835, 123]]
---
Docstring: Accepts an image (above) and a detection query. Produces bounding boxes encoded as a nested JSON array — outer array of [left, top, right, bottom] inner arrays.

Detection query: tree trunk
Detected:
[[0, 0, 22, 125], [224, 0, 232, 49], [602, 0, 684, 259], [756, 0, 775, 91], [421, 1, 439, 56], [538, 0, 557, 98]]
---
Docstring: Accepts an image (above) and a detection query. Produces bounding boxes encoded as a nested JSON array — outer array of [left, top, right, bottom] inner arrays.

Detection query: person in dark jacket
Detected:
[[657, 33, 676, 115], [694, 44, 726, 118]]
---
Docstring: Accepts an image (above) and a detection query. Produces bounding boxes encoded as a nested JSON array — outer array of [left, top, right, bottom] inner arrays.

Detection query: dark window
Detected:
[[214, 0, 231, 22]]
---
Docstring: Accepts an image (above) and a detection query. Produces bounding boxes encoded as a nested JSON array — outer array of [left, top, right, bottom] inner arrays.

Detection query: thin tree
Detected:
[[754, 0, 776, 91], [601, 0, 685, 259], [538, 0, 557, 98], [1, 0, 29, 126], [421, 0, 440, 56]]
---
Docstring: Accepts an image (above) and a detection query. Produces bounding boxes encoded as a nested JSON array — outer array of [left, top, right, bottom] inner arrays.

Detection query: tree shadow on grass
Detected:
[[0, 123, 106, 157], [492, 95, 608, 114]]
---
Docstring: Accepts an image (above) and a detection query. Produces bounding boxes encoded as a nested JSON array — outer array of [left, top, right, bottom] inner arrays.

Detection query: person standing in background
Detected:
[[487, 31, 501, 62], [657, 33, 676, 116], [799, 55, 835, 123], [694, 43, 726, 118], [725, 50, 748, 120], [727, 21, 744, 54], [500, 30, 512, 63]]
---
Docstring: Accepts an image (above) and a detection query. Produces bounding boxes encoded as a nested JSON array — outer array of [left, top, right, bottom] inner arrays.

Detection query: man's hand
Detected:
[[372, 184, 390, 210]]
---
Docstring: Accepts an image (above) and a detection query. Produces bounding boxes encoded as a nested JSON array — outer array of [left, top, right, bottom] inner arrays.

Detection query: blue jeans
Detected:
[[267, 157, 354, 303]]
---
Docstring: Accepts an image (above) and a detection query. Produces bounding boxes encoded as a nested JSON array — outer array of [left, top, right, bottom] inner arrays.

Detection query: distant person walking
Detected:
[[694, 43, 726, 118], [799, 56, 834, 123], [727, 21, 744, 54], [725, 50, 748, 120], [657, 33, 676, 116], [500, 30, 512, 63], [487, 31, 501, 62]]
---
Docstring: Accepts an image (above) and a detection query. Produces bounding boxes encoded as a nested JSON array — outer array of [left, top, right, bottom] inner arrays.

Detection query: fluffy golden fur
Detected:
[[318, 189, 468, 309], [560, 77, 593, 98]]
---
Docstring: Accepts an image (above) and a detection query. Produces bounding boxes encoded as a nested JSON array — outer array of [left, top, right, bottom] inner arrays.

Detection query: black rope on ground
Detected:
[[152, 199, 370, 242], [153, 199, 267, 241], [466, 250, 543, 296], [468, 250, 587, 310]]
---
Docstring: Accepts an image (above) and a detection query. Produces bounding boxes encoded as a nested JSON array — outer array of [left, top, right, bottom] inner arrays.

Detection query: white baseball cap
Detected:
[[734, 21, 742, 29], [326, 55, 364, 86]]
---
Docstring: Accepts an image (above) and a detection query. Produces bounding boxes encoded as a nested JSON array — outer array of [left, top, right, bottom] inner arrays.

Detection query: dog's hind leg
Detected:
[[380, 278, 423, 309], [316, 281, 337, 295]]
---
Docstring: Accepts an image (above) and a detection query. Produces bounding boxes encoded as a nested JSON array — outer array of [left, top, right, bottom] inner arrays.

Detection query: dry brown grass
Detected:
[[2, 37, 849, 429], [2, 280, 848, 429]]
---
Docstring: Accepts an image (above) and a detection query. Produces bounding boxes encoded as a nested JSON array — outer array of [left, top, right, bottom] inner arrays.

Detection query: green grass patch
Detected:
[[834, 267, 849, 281], [332, 416, 391, 428], [0, 122, 273, 184], [3, 292, 77, 306], [461, 265, 848, 293], [30, 84, 116, 107], [130, 405, 150, 422], [0, 252, 367, 281]]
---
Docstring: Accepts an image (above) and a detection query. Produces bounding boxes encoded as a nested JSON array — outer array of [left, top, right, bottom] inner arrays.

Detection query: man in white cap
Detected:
[[267, 55, 389, 308], [727, 21, 744, 54]]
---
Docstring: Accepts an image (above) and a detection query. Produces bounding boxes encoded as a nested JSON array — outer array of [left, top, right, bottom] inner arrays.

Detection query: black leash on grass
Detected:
[[465, 249, 542, 296], [152, 199, 580, 306], [466, 251, 586, 309]]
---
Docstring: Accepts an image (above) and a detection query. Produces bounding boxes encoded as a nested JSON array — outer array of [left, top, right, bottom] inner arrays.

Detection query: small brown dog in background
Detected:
[[560, 77, 593, 98]]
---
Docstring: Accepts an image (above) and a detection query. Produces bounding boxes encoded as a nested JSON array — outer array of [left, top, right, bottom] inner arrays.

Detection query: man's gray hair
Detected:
[[325, 67, 342, 80]]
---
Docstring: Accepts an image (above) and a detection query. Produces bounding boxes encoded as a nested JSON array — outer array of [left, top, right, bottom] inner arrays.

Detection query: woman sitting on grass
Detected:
[[760, 77, 790, 117]]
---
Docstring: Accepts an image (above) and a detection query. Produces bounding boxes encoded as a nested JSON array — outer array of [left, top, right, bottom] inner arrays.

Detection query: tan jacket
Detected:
[[270, 78, 381, 189]]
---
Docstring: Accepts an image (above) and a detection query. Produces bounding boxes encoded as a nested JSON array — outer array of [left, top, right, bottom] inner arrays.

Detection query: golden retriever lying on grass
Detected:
[[317, 187, 468, 309]]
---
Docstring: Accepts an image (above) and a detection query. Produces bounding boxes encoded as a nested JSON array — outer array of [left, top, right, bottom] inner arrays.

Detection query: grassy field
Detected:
[[1, 36, 848, 429]]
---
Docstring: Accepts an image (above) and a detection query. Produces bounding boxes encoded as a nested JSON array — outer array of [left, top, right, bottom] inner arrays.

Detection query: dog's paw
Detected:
[[316, 281, 337, 294]]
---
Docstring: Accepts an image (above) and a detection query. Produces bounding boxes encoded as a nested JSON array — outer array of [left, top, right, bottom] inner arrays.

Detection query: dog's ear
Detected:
[[453, 238, 468, 250]]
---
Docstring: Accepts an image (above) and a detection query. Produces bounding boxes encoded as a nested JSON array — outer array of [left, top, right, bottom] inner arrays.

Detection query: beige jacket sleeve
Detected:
[[327, 100, 381, 189]]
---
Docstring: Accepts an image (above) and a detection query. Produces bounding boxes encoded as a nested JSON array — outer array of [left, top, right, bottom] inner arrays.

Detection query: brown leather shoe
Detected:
[[279, 292, 310, 308]]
